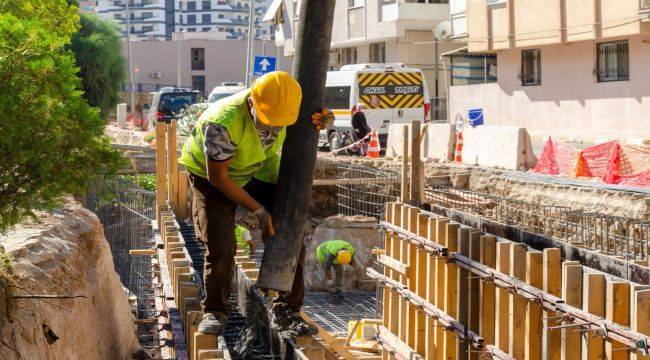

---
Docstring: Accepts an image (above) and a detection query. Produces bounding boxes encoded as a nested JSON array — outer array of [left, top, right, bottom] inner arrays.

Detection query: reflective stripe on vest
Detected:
[[178, 90, 286, 186]]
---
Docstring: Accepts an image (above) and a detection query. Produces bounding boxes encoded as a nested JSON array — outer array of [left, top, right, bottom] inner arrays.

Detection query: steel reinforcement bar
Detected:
[[381, 220, 650, 354]]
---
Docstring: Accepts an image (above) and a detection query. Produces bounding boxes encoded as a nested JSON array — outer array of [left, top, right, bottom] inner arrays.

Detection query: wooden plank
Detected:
[[399, 206, 411, 345], [425, 217, 438, 360], [605, 281, 630, 360], [509, 243, 527, 359], [193, 333, 217, 360], [301, 312, 359, 360], [378, 325, 424, 360], [409, 120, 421, 206], [562, 263, 583, 360], [377, 255, 409, 275], [401, 125, 409, 203], [390, 203, 403, 336], [443, 223, 459, 360], [526, 252, 543, 360], [155, 122, 167, 223], [495, 242, 511, 352], [582, 273, 605, 360], [167, 120, 179, 213], [129, 248, 157, 256], [435, 218, 449, 360], [480, 235, 497, 347], [383, 204, 393, 359], [178, 170, 190, 218], [543, 248, 562, 360], [457, 227, 471, 359], [631, 289, 650, 360], [407, 206, 419, 350], [415, 213, 429, 356], [468, 230, 481, 360]]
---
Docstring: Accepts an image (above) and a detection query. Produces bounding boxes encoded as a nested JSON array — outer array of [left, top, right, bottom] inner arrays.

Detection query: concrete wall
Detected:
[[386, 123, 455, 161], [449, 35, 650, 142], [461, 125, 537, 170], [467, 0, 650, 52], [123, 38, 292, 93]]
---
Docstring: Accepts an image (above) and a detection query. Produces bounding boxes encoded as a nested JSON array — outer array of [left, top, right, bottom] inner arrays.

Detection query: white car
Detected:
[[207, 82, 245, 103]]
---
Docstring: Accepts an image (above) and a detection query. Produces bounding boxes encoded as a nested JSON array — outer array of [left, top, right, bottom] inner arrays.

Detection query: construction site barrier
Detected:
[[532, 138, 650, 188], [371, 202, 650, 360]]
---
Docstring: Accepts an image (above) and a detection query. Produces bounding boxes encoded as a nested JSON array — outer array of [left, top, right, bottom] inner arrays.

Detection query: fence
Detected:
[[86, 177, 157, 319], [368, 202, 650, 360]]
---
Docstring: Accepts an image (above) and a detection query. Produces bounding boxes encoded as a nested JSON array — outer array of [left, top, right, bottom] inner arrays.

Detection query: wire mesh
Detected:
[[336, 162, 400, 219], [86, 176, 157, 319]]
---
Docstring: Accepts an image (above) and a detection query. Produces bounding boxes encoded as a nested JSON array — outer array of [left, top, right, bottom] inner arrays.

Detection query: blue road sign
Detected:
[[253, 55, 277, 77]]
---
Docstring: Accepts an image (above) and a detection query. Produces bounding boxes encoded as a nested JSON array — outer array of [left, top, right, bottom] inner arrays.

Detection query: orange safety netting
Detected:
[[532, 138, 650, 188]]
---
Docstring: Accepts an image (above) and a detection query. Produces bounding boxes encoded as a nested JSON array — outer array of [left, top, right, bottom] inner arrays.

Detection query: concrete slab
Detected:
[[386, 123, 455, 161], [461, 125, 537, 170]]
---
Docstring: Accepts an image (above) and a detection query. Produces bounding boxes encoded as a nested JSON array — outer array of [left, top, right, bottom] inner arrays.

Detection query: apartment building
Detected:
[[96, 0, 273, 40], [448, 0, 650, 142], [264, 0, 464, 111]]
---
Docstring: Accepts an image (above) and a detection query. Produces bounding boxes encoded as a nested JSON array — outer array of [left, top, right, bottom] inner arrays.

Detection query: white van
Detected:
[[207, 82, 245, 103], [320, 63, 431, 150]]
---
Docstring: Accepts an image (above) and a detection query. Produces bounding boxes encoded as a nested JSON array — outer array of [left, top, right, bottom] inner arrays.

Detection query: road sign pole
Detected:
[[244, 0, 255, 86]]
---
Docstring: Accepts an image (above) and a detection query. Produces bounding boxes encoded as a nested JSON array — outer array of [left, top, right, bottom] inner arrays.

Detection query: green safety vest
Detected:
[[178, 90, 286, 186], [316, 240, 355, 264], [235, 225, 250, 255]]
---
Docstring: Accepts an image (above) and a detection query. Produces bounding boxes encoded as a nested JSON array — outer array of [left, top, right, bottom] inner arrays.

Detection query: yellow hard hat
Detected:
[[336, 250, 352, 265], [250, 71, 302, 127]]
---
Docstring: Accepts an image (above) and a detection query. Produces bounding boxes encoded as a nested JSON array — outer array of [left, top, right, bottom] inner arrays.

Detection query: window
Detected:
[[114, 13, 122, 19], [142, 11, 153, 19], [202, 27, 211, 32], [218, 14, 224, 18], [348, 0, 363, 7], [596, 40, 629, 82], [191, 48, 205, 70], [520, 49, 541, 86], [341, 47, 357, 65], [187, 27, 196, 32], [187, 14, 196, 24], [324, 86, 352, 109], [202, 0, 211, 9], [187, 1, 196, 10], [192, 75, 206, 94], [369, 42, 385, 63], [202, 14, 211, 24], [113, 1, 121, 6], [142, 25, 154, 32], [292, 0, 300, 19]]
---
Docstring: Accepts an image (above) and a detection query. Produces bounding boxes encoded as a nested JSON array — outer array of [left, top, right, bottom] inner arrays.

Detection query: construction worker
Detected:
[[178, 71, 332, 336], [316, 240, 356, 293], [235, 224, 255, 256]]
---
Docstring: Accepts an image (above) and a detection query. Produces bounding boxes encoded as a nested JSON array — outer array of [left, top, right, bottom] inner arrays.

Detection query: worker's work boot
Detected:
[[271, 304, 318, 336], [198, 312, 226, 335]]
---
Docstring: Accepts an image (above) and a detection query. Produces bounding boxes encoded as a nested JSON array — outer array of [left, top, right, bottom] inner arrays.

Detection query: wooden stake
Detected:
[[383, 203, 394, 341], [480, 235, 497, 347], [526, 252, 543, 360], [495, 242, 511, 352], [631, 289, 650, 360], [582, 273, 605, 360], [391, 203, 403, 336], [543, 248, 562, 360], [155, 122, 167, 222], [178, 170, 190, 218], [401, 125, 410, 203], [443, 223, 459, 360], [415, 213, 429, 356], [406, 207, 419, 349], [399, 206, 411, 345], [468, 230, 481, 360], [509, 243, 527, 359], [167, 120, 179, 213], [409, 120, 421, 206], [435, 218, 449, 360], [562, 263, 583, 360], [605, 281, 630, 360], [425, 216, 437, 360], [457, 228, 471, 359]]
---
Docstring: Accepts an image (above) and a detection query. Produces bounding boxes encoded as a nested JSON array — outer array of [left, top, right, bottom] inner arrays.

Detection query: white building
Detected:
[[95, 0, 273, 40]]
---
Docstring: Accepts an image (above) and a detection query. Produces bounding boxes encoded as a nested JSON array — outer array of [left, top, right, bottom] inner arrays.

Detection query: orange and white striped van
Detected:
[[319, 63, 431, 150]]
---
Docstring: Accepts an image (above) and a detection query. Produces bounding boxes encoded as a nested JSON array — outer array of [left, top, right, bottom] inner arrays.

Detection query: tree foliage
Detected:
[[71, 13, 126, 118], [0, 0, 123, 232]]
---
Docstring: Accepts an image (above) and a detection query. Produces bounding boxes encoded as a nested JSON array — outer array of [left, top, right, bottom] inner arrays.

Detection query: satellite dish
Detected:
[[434, 21, 452, 40]]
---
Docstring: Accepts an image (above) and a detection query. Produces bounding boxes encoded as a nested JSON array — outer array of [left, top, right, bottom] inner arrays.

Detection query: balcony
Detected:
[[380, 0, 449, 22]]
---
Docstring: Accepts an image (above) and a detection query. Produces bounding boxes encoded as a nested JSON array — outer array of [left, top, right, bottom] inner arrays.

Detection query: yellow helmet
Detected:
[[250, 71, 302, 127], [336, 250, 352, 265]]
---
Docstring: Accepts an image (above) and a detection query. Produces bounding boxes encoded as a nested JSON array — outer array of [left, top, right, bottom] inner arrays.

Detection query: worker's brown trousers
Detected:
[[189, 174, 306, 315]]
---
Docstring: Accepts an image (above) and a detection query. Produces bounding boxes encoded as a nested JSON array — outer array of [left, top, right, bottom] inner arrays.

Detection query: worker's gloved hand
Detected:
[[311, 109, 334, 131], [254, 207, 275, 243]]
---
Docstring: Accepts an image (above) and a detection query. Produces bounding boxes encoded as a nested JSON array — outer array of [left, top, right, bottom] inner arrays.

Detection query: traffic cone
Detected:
[[454, 131, 463, 162], [366, 130, 381, 158]]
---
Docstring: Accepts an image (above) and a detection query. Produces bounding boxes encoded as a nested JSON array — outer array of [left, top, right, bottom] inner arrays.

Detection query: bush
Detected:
[[122, 174, 156, 192], [0, 0, 123, 233]]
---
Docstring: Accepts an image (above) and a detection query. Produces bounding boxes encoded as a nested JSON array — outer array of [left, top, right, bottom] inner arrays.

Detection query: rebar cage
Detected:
[[336, 162, 401, 219]]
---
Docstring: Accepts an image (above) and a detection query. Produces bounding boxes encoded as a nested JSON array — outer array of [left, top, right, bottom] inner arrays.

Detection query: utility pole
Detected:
[[256, 0, 337, 292], [125, 0, 135, 115], [244, 0, 256, 86]]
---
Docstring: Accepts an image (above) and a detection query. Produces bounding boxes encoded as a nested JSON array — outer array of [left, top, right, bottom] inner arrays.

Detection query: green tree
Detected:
[[0, 0, 123, 232], [71, 14, 126, 118]]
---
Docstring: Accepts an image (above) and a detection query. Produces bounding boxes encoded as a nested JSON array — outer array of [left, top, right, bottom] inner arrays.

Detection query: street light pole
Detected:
[[177, 32, 182, 88], [244, 0, 256, 86], [125, 0, 135, 115]]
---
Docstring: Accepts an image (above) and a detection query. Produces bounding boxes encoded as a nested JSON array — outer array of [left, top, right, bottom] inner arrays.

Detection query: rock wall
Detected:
[[0, 198, 139, 360], [304, 215, 379, 292]]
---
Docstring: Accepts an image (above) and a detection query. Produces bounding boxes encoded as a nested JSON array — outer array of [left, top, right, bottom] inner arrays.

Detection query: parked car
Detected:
[[319, 63, 431, 150], [207, 82, 245, 103], [145, 88, 203, 129]]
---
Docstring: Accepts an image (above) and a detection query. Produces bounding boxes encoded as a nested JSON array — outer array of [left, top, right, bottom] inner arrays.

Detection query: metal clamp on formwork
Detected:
[[366, 268, 485, 350], [380, 221, 448, 256]]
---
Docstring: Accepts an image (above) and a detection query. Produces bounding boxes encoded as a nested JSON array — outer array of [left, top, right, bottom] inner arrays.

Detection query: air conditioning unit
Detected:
[[151, 71, 162, 79]]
